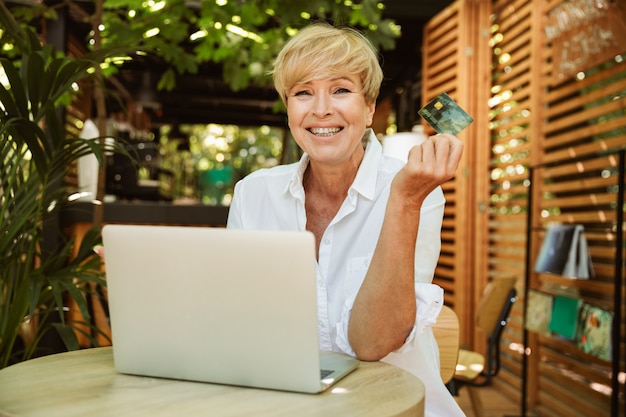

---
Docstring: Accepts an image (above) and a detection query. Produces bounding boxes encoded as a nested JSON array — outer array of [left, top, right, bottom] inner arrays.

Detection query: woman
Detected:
[[227, 23, 465, 417]]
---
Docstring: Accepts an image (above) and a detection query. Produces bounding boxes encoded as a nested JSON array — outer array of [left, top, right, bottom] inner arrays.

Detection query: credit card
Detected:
[[418, 92, 474, 135]]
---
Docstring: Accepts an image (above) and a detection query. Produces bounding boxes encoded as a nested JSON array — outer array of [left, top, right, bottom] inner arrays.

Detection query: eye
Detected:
[[333, 87, 352, 95], [292, 89, 311, 97]]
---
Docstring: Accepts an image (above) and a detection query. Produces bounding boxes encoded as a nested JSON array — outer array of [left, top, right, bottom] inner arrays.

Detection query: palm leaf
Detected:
[[1, 118, 51, 177], [25, 50, 45, 116], [35, 48, 61, 108], [0, 67, 20, 116], [50, 323, 81, 352], [0, 0, 129, 368], [1, 56, 29, 117]]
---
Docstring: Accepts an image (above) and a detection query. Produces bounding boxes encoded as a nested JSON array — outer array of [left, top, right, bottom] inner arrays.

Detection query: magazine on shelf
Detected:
[[534, 224, 595, 279], [548, 294, 582, 341], [576, 303, 613, 361], [525, 289, 554, 336]]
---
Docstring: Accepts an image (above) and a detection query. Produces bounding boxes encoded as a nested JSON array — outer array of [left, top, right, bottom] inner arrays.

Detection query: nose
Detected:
[[312, 93, 333, 117]]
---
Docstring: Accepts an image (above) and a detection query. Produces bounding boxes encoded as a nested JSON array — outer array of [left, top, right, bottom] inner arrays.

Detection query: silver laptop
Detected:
[[102, 224, 359, 393]]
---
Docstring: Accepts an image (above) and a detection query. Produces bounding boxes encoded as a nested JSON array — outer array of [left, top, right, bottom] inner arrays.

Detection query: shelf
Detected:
[[60, 201, 230, 227], [538, 274, 616, 294]]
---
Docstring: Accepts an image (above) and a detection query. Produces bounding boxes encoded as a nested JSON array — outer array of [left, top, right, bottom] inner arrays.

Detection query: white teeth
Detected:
[[309, 127, 341, 136]]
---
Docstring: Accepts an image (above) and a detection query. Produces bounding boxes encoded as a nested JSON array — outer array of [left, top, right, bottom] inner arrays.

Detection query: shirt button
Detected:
[[324, 238, 330, 245]]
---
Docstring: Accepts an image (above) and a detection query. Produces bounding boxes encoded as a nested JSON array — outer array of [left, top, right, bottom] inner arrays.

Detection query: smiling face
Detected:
[[272, 24, 383, 170], [287, 75, 375, 167]]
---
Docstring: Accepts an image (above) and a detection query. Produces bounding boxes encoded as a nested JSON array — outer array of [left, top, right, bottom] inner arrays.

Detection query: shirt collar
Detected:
[[286, 153, 309, 199], [286, 129, 382, 201], [351, 129, 381, 201]]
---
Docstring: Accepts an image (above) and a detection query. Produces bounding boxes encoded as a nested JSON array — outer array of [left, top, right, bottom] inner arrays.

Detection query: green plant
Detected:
[[6, 0, 399, 93], [0, 3, 126, 368]]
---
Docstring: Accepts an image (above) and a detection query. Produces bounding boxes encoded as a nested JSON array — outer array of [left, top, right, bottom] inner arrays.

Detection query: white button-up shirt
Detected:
[[227, 130, 466, 417]]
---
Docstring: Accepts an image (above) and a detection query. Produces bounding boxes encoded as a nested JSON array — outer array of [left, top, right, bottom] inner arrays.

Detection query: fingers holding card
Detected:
[[418, 92, 474, 135]]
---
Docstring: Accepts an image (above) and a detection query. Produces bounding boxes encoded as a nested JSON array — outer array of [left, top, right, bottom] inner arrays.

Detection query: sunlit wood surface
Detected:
[[456, 382, 521, 417]]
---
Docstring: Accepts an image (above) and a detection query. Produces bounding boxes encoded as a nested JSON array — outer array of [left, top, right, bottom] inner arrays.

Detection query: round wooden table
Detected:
[[0, 347, 424, 417]]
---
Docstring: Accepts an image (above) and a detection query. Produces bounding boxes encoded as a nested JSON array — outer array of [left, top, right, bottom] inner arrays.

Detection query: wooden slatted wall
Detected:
[[488, 0, 626, 414], [528, 157, 625, 417], [423, 0, 625, 415], [525, 0, 626, 413], [486, 0, 537, 403], [422, 0, 481, 344]]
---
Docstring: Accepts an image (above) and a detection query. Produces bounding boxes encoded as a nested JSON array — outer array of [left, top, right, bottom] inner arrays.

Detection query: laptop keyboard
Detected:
[[320, 369, 333, 379]]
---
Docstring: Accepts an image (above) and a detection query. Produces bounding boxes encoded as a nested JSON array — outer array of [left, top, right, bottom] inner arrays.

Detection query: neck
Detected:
[[304, 152, 363, 199]]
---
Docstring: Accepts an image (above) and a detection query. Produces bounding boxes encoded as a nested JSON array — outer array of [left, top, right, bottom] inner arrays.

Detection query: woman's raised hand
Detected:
[[393, 133, 464, 205]]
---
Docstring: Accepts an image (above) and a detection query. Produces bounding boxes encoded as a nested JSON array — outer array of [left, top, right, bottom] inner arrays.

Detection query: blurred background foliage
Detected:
[[159, 123, 300, 205], [4, 0, 399, 92], [3, 0, 399, 204]]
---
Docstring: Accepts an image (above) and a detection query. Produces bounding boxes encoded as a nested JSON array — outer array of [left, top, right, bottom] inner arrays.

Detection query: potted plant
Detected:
[[0, 3, 126, 368]]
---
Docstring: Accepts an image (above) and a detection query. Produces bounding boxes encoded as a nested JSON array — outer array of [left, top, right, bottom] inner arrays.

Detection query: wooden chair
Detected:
[[448, 277, 518, 417], [432, 305, 461, 384]]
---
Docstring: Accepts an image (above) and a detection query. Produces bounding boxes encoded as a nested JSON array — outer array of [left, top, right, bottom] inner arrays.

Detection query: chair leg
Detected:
[[467, 386, 485, 417], [446, 380, 459, 396]]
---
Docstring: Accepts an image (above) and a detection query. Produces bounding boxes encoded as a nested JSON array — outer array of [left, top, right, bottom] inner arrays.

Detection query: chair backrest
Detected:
[[476, 276, 517, 334], [432, 305, 460, 384], [475, 277, 517, 378]]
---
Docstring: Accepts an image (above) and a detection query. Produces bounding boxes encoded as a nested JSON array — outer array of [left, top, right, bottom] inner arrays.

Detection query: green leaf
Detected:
[[43, 104, 65, 150], [59, 279, 91, 323], [28, 272, 46, 320], [34, 51, 65, 116], [3, 118, 50, 177], [0, 57, 29, 117], [0, 2, 29, 51], [23, 23, 44, 55], [74, 225, 104, 263], [157, 68, 177, 91], [26, 49, 45, 117], [51, 322, 81, 352], [0, 74, 20, 117], [48, 60, 82, 104]]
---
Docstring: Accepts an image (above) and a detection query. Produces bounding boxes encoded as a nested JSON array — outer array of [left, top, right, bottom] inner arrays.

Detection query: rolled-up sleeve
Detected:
[[414, 187, 445, 284], [335, 283, 444, 356], [335, 185, 446, 356]]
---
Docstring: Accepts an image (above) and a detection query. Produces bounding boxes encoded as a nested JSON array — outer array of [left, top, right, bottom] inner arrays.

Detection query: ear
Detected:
[[366, 102, 376, 126]]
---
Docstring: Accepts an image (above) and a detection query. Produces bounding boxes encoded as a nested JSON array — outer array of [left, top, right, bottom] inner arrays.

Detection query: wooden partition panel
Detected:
[[422, 0, 481, 345], [422, 4, 465, 316], [485, 0, 538, 403], [423, 0, 626, 415]]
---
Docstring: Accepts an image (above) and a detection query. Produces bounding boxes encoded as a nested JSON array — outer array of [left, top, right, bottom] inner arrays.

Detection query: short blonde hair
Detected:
[[272, 23, 383, 105]]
